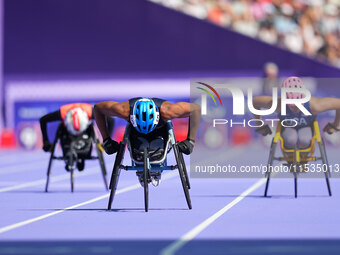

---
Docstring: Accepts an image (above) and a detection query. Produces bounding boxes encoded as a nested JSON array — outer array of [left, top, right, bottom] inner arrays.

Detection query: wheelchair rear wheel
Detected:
[[174, 144, 192, 209], [319, 138, 332, 196], [264, 140, 277, 197], [108, 143, 125, 210], [45, 127, 60, 192], [179, 150, 191, 189], [45, 140, 58, 192], [96, 143, 108, 190], [143, 148, 149, 212]]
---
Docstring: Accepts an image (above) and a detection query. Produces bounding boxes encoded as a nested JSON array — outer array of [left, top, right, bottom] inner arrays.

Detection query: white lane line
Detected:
[[160, 178, 267, 255], [0, 159, 49, 175], [0, 152, 44, 161], [0, 186, 132, 234], [0, 171, 178, 235], [0, 166, 101, 193], [0, 157, 47, 168]]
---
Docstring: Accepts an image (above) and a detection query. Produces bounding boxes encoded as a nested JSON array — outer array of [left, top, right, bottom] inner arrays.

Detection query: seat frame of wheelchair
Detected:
[[264, 120, 331, 198], [45, 122, 108, 192], [107, 120, 191, 212]]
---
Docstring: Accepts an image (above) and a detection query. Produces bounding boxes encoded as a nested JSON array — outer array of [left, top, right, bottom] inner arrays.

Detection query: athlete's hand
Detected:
[[323, 122, 340, 134], [102, 137, 119, 155], [255, 124, 272, 136], [178, 139, 195, 155], [42, 141, 53, 152]]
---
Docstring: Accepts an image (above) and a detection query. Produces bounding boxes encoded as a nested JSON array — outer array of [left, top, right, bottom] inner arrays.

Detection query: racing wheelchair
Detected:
[[45, 123, 108, 192], [264, 120, 332, 197], [107, 121, 191, 212]]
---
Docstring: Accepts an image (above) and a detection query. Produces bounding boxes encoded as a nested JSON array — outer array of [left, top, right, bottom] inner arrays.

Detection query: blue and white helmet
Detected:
[[130, 98, 160, 134]]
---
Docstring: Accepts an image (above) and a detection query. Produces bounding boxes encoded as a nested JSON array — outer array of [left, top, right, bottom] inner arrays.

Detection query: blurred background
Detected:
[[1, 0, 340, 150]]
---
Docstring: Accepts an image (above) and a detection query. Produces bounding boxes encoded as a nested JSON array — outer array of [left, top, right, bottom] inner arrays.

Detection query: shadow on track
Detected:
[[193, 194, 331, 199], [19, 208, 189, 213]]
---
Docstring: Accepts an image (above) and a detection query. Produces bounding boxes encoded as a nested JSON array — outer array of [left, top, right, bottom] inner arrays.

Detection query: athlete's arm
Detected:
[[39, 110, 62, 151], [93, 101, 129, 140], [160, 101, 201, 140], [310, 97, 340, 133]]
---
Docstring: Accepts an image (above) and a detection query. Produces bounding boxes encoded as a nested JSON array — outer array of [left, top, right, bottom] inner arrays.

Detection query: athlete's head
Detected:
[[282, 76, 305, 99], [64, 107, 90, 136], [282, 76, 306, 113], [130, 98, 160, 134]]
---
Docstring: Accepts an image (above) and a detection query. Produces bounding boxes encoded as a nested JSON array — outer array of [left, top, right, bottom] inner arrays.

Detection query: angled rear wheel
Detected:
[[179, 150, 190, 189], [108, 143, 125, 210], [174, 144, 192, 209]]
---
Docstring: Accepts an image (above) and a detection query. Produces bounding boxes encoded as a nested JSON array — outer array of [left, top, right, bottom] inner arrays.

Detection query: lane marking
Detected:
[[0, 154, 107, 175], [0, 153, 48, 166], [0, 166, 103, 193], [0, 151, 44, 161], [0, 171, 178, 234], [0, 159, 49, 175], [160, 178, 266, 255]]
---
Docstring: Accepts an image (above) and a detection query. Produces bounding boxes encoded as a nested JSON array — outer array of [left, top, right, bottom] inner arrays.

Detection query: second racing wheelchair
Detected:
[[264, 120, 332, 198], [45, 123, 108, 192]]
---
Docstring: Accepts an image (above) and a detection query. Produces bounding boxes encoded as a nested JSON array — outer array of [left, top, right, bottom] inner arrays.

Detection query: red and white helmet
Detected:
[[282, 76, 305, 99], [64, 107, 90, 136]]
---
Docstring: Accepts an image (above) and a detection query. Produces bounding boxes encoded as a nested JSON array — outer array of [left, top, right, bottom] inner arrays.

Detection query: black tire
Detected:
[[174, 144, 192, 209], [179, 150, 191, 189], [97, 143, 108, 190], [320, 139, 332, 196], [45, 145, 55, 192], [107, 143, 125, 210], [45, 128, 60, 192], [264, 171, 271, 197], [264, 140, 277, 197], [143, 148, 149, 212]]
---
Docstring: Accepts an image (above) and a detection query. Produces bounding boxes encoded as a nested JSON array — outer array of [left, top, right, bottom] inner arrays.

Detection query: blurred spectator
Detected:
[[262, 62, 279, 95], [149, 0, 340, 68], [258, 20, 278, 44]]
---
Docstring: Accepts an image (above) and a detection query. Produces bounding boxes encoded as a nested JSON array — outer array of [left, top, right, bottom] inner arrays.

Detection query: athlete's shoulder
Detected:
[[309, 96, 323, 115]]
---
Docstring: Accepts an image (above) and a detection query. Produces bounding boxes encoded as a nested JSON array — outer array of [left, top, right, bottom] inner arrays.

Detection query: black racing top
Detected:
[[40, 110, 62, 143]]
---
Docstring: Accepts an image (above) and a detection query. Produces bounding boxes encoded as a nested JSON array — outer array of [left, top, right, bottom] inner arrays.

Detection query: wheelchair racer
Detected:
[[94, 97, 201, 186], [40, 103, 114, 171], [253, 76, 340, 155]]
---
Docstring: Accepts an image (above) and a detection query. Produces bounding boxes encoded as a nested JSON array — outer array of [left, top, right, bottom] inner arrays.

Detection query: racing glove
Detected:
[[323, 122, 340, 134], [178, 139, 195, 155], [42, 141, 53, 152], [102, 137, 119, 155], [255, 124, 272, 136]]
